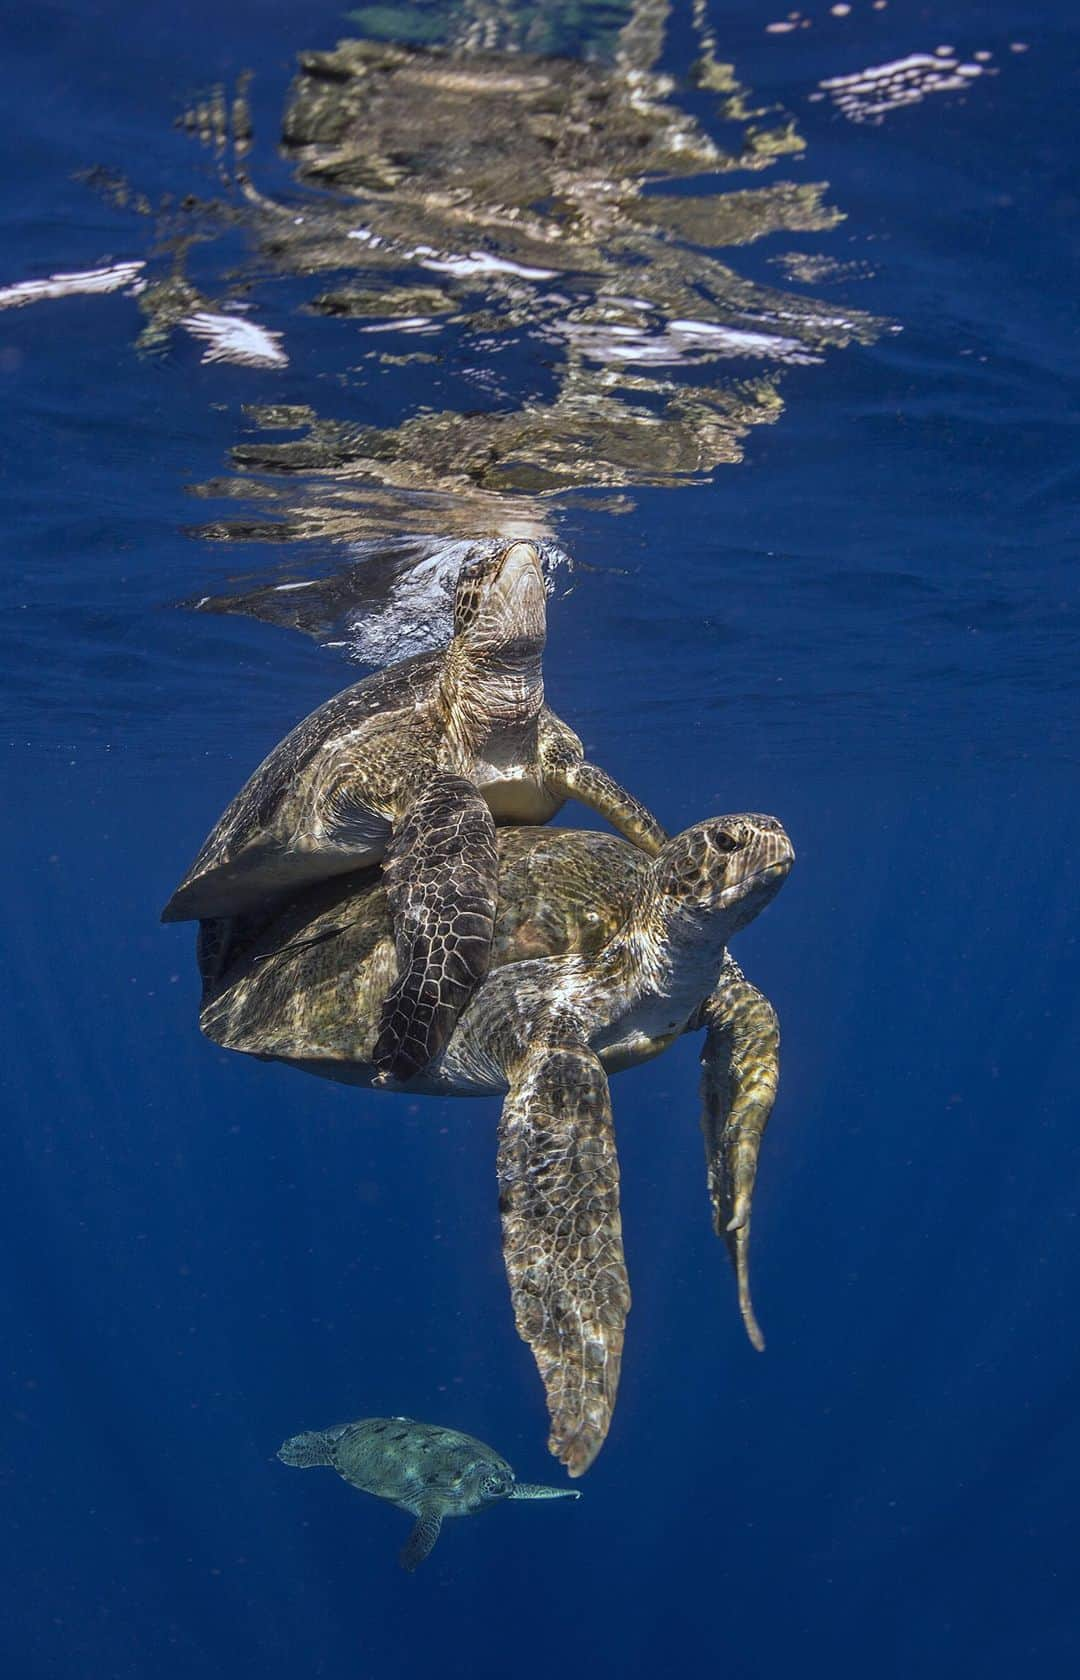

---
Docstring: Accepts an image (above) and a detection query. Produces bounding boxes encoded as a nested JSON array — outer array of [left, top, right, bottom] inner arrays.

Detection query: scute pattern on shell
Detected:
[[328, 1417, 512, 1503], [170, 649, 440, 904]]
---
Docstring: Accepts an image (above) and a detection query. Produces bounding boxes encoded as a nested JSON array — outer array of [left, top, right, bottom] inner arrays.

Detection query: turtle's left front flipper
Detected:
[[497, 1030, 629, 1478], [538, 722, 666, 856], [695, 959, 780, 1353], [373, 773, 499, 1082], [399, 1503, 443, 1572], [509, 1484, 582, 1502]]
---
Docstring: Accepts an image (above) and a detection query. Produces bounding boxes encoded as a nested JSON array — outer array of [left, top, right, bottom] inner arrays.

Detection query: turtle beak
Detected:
[[719, 829, 794, 925], [497, 540, 545, 596], [488, 541, 547, 652]]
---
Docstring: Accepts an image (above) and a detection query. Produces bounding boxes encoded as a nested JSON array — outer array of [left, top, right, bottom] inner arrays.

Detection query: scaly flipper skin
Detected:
[[400, 1505, 443, 1571], [696, 959, 780, 1352], [373, 774, 499, 1081], [498, 1029, 629, 1477], [556, 759, 667, 856], [539, 722, 667, 857], [510, 1483, 582, 1502]]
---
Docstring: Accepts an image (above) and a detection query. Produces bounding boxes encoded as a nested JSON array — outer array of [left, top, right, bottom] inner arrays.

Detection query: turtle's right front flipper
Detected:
[[497, 1030, 629, 1477], [538, 719, 666, 856], [373, 773, 499, 1083], [696, 959, 780, 1353]]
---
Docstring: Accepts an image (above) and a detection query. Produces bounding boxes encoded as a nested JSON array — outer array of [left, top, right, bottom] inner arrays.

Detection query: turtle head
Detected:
[[605, 815, 792, 1028], [453, 1458, 584, 1525], [466, 1463, 581, 1511], [452, 1457, 520, 1512], [452, 540, 547, 672], [651, 814, 794, 943], [475, 1465, 517, 1506]]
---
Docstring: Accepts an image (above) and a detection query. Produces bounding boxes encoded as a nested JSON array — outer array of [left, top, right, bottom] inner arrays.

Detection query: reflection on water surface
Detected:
[[95, 0, 887, 640]]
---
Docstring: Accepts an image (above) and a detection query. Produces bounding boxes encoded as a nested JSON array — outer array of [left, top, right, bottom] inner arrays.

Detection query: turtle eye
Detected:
[[484, 1475, 509, 1497], [713, 828, 741, 854]]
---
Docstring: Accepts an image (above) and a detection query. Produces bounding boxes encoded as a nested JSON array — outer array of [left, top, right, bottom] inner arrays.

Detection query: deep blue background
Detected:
[[2, 3, 1077, 1677]]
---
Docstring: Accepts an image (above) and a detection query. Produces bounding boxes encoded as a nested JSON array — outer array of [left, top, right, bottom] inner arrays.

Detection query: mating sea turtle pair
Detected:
[[201, 814, 793, 1474], [164, 539, 664, 1079], [278, 1416, 578, 1571]]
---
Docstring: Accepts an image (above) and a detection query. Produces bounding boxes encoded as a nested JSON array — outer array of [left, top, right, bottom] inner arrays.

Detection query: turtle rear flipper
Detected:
[[373, 774, 499, 1082], [697, 962, 780, 1353], [498, 1031, 629, 1478], [278, 1429, 334, 1468], [400, 1504, 443, 1571]]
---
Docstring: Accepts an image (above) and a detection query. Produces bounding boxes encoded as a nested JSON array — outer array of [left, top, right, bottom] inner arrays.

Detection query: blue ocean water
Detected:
[[2, 2, 1077, 1676]]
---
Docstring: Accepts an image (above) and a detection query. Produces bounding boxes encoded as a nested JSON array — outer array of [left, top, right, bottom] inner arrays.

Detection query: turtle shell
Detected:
[[197, 826, 646, 1074], [162, 650, 441, 921]]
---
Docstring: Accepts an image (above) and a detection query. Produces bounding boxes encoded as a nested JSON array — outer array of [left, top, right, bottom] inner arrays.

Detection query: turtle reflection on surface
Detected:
[[123, 0, 885, 577]]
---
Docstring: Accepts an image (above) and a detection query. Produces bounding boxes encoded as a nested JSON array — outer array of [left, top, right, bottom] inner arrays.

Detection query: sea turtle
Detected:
[[278, 1415, 579, 1571], [163, 538, 665, 1081], [200, 813, 794, 1474]]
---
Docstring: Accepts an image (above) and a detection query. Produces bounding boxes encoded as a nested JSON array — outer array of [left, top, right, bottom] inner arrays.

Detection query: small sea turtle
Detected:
[[201, 814, 793, 1474], [278, 1416, 579, 1571], [163, 539, 664, 1080]]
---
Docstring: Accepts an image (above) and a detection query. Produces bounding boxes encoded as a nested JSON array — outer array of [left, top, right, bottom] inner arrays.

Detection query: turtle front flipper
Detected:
[[400, 1503, 443, 1571], [562, 761, 667, 856], [696, 959, 780, 1353], [373, 774, 499, 1082], [497, 1030, 629, 1477], [509, 1483, 582, 1502], [538, 723, 666, 856]]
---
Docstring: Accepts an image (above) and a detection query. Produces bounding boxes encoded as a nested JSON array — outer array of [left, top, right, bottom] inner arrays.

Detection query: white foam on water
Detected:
[[560, 317, 820, 367], [0, 260, 146, 310], [819, 49, 986, 123], [341, 537, 571, 667], [181, 312, 288, 369], [356, 316, 442, 335], [419, 251, 558, 281]]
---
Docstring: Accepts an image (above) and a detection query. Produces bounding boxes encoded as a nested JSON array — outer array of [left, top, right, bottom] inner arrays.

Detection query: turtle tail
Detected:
[[278, 1429, 334, 1468]]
